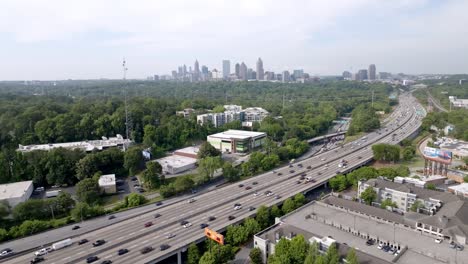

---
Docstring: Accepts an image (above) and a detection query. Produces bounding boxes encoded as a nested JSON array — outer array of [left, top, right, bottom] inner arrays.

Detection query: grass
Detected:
[[344, 132, 365, 144]]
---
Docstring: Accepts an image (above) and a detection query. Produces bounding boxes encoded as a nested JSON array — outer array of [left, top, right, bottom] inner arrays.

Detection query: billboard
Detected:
[[204, 228, 224, 245], [423, 147, 452, 164]]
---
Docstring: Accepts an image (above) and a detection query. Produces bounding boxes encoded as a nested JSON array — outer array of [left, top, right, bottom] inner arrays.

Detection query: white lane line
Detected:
[[105, 254, 113, 258], [129, 244, 137, 249], [117, 236, 124, 240], [77, 251, 85, 255]]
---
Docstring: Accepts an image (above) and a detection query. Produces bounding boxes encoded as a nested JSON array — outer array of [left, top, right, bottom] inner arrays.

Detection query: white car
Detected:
[[187, 198, 196, 203], [183, 222, 192, 228], [35, 248, 48, 256], [253, 192, 259, 197], [435, 238, 443, 244], [234, 203, 242, 210], [321, 158, 326, 161]]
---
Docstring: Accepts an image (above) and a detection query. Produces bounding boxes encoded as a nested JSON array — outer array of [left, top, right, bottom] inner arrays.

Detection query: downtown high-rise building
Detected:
[[222, 60, 230, 79], [368, 64, 376, 80], [235, 63, 240, 78], [194, 60, 200, 81], [256, 58, 264, 80], [240, 62, 248, 81], [282, 70, 290, 82]]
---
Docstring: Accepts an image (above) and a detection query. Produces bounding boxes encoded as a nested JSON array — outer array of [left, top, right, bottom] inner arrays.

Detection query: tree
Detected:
[[0, 201, 10, 219], [464, 176, 468, 183], [70, 202, 104, 221], [360, 186, 377, 205], [197, 142, 221, 159], [304, 242, 319, 264], [345, 248, 359, 264], [260, 154, 280, 171], [244, 217, 261, 236], [294, 193, 306, 208], [76, 178, 101, 205], [329, 174, 348, 191], [426, 183, 436, 190], [270, 205, 282, 218], [187, 243, 200, 264], [256, 205, 271, 229], [198, 156, 223, 182], [314, 255, 326, 264], [282, 198, 296, 214], [289, 235, 308, 264], [325, 243, 340, 264], [54, 192, 75, 215], [198, 251, 216, 264], [141, 161, 163, 189], [378, 167, 398, 180], [159, 183, 176, 198], [249, 247, 263, 264], [395, 165, 410, 177], [124, 146, 143, 175], [0, 228, 8, 242], [13, 199, 49, 221], [380, 199, 398, 209], [410, 200, 423, 212], [212, 105, 225, 113], [222, 162, 240, 182], [173, 176, 194, 193], [125, 193, 147, 207]]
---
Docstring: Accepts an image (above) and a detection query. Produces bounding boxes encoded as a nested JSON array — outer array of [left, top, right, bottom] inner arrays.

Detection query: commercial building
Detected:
[[17, 134, 131, 153], [173, 146, 199, 159], [235, 63, 240, 78], [0, 181, 34, 208], [448, 183, 468, 198], [449, 96, 468, 109], [98, 174, 116, 194], [239, 62, 248, 81], [207, 130, 266, 153], [369, 64, 376, 80], [342, 71, 352, 80], [282, 71, 290, 82], [197, 105, 269, 128], [256, 58, 264, 80], [222, 60, 230, 78], [155, 155, 197, 175]]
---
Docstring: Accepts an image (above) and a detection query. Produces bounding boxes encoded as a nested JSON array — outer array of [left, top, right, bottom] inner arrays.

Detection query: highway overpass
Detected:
[[1, 92, 424, 264]]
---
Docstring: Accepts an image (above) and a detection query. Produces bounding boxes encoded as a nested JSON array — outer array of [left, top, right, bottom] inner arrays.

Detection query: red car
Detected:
[[144, 222, 153, 227]]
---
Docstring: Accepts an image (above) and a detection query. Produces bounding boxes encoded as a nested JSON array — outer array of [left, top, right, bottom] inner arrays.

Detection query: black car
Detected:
[[155, 201, 163, 206], [131, 177, 137, 181], [238, 184, 244, 188], [101, 261, 112, 264], [108, 215, 116, 220], [1, 248, 13, 256], [208, 216, 216, 221], [306, 166, 312, 169], [86, 256, 99, 263], [289, 170, 295, 173], [298, 163, 303, 167], [30, 257, 45, 264], [299, 175, 305, 180], [317, 172, 322, 175], [200, 223, 209, 229], [277, 172, 282, 176], [252, 181, 258, 185], [296, 181, 302, 184], [366, 239, 375, 246], [93, 240, 106, 247], [72, 225, 80, 230], [117, 249, 129, 255], [154, 213, 161, 218], [275, 195, 281, 199], [140, 246, 154, 254], [180, 220, 189, 226], [289, 164, 293, 168], [357, 156, 362, 159], [228, 215, 236, 220], [249, 206, 256, 211], [245, 186, 252, 190], [78, 239, 89, 245], [336, 170, 341, 174], [160, 244, 170, 251]]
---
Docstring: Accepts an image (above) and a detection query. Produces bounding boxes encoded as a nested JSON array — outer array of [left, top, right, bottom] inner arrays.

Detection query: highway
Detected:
[[2, 92, 424, 264]]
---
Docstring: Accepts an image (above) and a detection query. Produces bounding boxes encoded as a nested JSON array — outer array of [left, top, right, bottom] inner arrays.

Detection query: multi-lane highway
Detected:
[[2, 92, 424, 264]]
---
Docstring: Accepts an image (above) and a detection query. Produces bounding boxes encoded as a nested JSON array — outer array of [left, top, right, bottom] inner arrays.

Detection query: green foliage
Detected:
[[329, 174, 349, 191], [410, 200, 423, 212], [173, 175, 195, 193], [395, 165, 410, 177], [212, 105, 225, 113], [0, 202, 9, 219], [282, 198, 296, 214], [187, 243, 200, 264], [198, 251, 216, 264], [325, 243, 340, 264], [197, 142, 221, 159], [380, 199, 398, 209], [294, 193, 306, 207], [249, 247, 263, 264], [402, 145, 416, 161], [304, 242, 319, 264], [347, 104, 380, 135], [70, 202, 104, 221], [464, 176, 468, 183], [0, 228, 8, 241], [377, 167, 398, 180], [76, 148, 125, 180], [345, 166, 378, 187], [222, 162, 240, 182], [198, 156, 223, 182], [76, 177, 101, 205], [283, 138, 309, 159], [372, 143, 400, 162], [13, 192, 75, 221], [260, 154, 280, 171], [141, 161, 163, 189], [256, 205, 271, 229], [360, 186, 377, 205], [345, 248, 359, 264], [426, 183, 436, 190], [124, 193, 147, 207], [124, 146, 144, 175], [270, 205, 282, 218], [159, 183, 176, 198]]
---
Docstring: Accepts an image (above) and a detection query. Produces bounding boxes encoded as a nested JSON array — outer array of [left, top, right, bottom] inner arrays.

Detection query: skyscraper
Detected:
[[256, 58, 264, 80], [357, 69, 368, 80], [240, 62, 248, 81], [282, 70, 290, 82], [235, 63, 240, 78], [368, 64, 376, 80], [194, 60, 200, 81], [222, 60, 230, 79]]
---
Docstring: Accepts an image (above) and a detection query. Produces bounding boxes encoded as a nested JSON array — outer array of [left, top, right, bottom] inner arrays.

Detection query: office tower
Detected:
[[235, 63, 240, 78], [282, 71, 290, 82], [256, 58, 264, 80], [240, 62, 248, 81], [222, 60, 230, 79], [378, 72, 391, 80], [193, 60, 200, 81], [153, 75, 159, 81], [368, 64, 376, 80], [247, 68, 253, 80], [252, 71, 256, 80], [171, 70, 177, 79], [183, 65, 187, 76], [357, 69, 368, 80], [293, 69, 304, 79]]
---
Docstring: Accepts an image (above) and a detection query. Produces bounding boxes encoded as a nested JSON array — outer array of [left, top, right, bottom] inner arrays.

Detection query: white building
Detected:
[[98, 174, 116, 194], [17, 134, 132, 153], [155, 155, 197, 175], [196, 105, 269, 128], [449, 96, 468, 109], [448, 183, 468, 198], [0, 181, 34, 208], [207, 130, 266, 153]]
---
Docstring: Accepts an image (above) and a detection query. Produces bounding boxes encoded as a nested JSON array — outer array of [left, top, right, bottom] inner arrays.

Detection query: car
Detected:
[[394, 249, 401, 256], [101, 260, 112, 264], [108, 215, 116, 220], [188, 198, 196, 203], [34, 248, 48, 256], [336, 170, 341, 174], [93, 240, 106, 247], [296, 181, 302, 184], [140, 246, 154, 254], [274, 195, 281, 199], [299, 175, 305, 180], [289, 170, 295, 173], [78, 239, 89, 245], [277, 172, 282, 176], [72, 225, 80, 230], [30, 257, 45, 264], [307, 166, 312, 169], [382, 245, 391, 252], [228, 215, 236, 220], [86, 256, 99, 263], [325, 163, 329, 167], [435, 238, 443, 244], [252, 181, 258, 185], [154, 213, 161, 218], [389, 248, 397, 255], [449, 241, 457, 248], [200, 223, 209, 229], [245, 186, 252, 190], [377, 242, 384, 250], [234, 203, 242, 210], [117, 249, 129, 255], [321, 158, 326, 161], [131, 176, 137, 181], [317, 172, 322, 175], [208, 216, 216, 221], [160, 244, 170, 251], [366, 239, 374, 246], [180, 220, 189, 226], [183, 222, 192, 228], [289, 164, 293, 168], [456, 244, 464, 251], [191, 189, 197, 194], [238, 184, 244, 188], [357, 156, 362, 159], [249, 206, 256, 211], [253, 192, 259, 197], [144, 222, 153, 227], [163, 232, 175, 239], [0, 248, 13, 257], [266, 191, 273, 197], [155, 201, 163, 206], [137, 188, 145, 193]]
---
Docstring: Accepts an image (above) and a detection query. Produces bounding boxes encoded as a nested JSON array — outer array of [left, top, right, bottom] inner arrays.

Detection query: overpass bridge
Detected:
[[307, 131, 346, 144]]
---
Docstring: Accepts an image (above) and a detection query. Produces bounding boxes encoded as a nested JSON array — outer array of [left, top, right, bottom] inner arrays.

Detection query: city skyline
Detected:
[[1, 0, 468, 80]]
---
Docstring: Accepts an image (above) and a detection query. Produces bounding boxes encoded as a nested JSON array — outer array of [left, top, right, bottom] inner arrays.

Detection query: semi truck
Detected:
[[52, 238, 72, 250], [45, 190, 62, 198]]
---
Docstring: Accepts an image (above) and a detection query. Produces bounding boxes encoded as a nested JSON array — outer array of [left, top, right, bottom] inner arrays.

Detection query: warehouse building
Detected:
[[0, 180, 34, 208], [207, 130, 266, 153], [98, 174, 116, 194], [155, 155, 197, 175]]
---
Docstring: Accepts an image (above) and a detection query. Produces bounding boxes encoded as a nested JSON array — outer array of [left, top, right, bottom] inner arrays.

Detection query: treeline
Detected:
[[347, 104, 381, 136], [371, 142, 416, 163], [421, 110, 468, 141]]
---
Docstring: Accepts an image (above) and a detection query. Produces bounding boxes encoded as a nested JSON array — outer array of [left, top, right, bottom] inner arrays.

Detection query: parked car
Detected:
[[456, 244, 464, 251], [93, 240, 106, 247], [365, 239, 374, 246], [306, 166, 312, 169], [117, 249, 129, 255], [78, 239, 89, 245], [140, 246, 154, 254], [30, 257, 45, 264], [86, 256, 99, 263]]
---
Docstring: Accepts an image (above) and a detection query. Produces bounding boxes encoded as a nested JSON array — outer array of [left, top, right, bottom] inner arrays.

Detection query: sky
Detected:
[[0, 0, 467, 80]]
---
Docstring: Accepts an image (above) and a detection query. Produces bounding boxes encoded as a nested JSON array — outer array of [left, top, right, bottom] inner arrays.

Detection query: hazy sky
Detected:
[[1, 0, 467, 80]]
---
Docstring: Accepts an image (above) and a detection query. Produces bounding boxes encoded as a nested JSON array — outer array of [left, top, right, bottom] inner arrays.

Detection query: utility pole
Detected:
[[371, 89, 375, 108], [123, 58, 130, 142], [282, 93, 285, 110]]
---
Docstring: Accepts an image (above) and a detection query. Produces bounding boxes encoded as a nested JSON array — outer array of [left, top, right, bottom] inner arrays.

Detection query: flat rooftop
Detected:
[[98, 174, 116, 187], [174, 146, 199, 156], [448, 183, 468, 193], [208, 129, 266, 140], [0, 181, 33, 199], [156, 155, 197, 168]]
